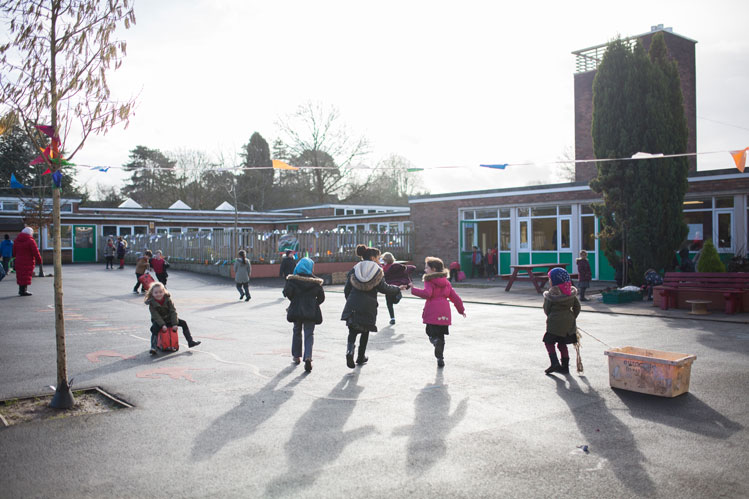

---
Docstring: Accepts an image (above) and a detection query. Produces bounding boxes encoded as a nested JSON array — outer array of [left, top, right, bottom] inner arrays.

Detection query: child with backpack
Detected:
[[381, 252, 415, 325], [145, 282, 201, 355], [341, 244, 401, 368], [408, 256, 466, 368], [283, 257, 325, 372], [542, 268, 580, 375]]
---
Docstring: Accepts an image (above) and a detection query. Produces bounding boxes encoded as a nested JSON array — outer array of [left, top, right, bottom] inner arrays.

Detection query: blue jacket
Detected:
[[0, 239, 13, 258]]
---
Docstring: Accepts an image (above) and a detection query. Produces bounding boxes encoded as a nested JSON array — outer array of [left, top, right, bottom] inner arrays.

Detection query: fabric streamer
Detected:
[[272, 159, 299, 170], [10, 173, 29, 189], [575, 329, 584, 374], [52, 170, 62, 188], [631, 152, 664, 159], [730, 148, 748, 173], [36, 125, 55, 137], [42, 168, 51, 175], [479, 164, 508, 169]]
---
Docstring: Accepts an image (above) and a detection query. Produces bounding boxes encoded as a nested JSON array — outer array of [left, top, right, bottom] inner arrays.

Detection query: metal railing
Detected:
[[106, 230, 413, 265]]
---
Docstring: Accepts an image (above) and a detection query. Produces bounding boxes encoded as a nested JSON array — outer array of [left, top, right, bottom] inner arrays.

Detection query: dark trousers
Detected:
[[449, 269, 458, 282], [470, 263, 482, 278], [150, 319, 193, 349], [105, 256, 114, 269], [292, 321, 315, 360], [426, 324, 448, 359], [236, 282, 250, 298], [156, 273, 167, 285], [347, 325, 369, 358], [385, 294, 395, 319], [1, 256, 9, 272], [134, 273, 144, 292]]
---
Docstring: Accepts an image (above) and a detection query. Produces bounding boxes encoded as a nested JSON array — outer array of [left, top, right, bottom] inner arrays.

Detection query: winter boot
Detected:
[[545, 352, 561, 375], [182, 327, 201, 348], [580, 288, 588, 301], [559, 357, 570, 374], [19, 285, 32, 296], [356, 347, 368, 366], [346, 342, 356, 368]]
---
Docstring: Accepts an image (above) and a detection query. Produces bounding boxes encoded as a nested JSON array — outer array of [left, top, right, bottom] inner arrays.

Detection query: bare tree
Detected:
[[555, 146, 577, 183], [277, 102, 369, 203], [0, 0, 136, 409]]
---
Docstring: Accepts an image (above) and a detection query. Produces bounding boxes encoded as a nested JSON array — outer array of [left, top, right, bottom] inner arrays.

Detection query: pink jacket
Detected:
[[410, 271, 465, 326]]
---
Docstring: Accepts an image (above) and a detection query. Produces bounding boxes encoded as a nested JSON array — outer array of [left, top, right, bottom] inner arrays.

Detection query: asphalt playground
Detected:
[[0, 265, 747, 498]]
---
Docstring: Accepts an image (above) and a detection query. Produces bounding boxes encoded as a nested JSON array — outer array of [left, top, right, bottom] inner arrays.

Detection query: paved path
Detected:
[[0, 265, 747, 498]]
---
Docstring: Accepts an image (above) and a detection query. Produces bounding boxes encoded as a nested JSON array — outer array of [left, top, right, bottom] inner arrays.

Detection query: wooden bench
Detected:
[[654, 272, 749, 314]]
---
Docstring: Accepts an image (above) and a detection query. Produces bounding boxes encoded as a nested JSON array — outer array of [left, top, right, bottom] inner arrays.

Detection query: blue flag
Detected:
[[479, 164, 508, 170], [10, 173, 28, 189]]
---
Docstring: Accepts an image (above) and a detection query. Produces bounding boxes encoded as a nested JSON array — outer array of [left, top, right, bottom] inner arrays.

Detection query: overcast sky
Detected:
[[72, 0, 749, 199]]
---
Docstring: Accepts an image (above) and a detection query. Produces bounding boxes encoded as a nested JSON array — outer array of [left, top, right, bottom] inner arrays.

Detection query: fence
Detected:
[[110, 230, 413, 265]]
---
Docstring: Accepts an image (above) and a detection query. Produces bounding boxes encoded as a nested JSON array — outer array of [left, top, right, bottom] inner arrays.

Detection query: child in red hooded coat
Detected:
[[408, 256, 466, 367]]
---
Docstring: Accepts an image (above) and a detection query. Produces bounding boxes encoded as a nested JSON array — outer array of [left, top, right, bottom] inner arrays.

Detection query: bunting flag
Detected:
[[272, 159, 299, 170], [36, 125, 55, 138], [10, 173, 29, 189], [730, 148, 748, 173], [90, 166, 110, 172], [52, 170, 62, 188], [42, 168, 51, 175], [30, 145, 51, 165], [407, 168, 424, 172], [479, 164, 508, 169], [631, 152, 664, 159]]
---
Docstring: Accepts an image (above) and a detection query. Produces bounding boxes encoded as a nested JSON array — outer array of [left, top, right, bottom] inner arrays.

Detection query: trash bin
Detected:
[[604, 346, 696, 398]]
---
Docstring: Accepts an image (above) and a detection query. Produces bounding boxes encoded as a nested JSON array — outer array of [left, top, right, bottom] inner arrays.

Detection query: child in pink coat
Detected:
[[407, 256, 466, 367]]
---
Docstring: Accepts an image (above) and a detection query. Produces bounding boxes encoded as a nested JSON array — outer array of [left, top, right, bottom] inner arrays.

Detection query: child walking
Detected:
[[283, 257, 325, 372], [233, 250, 252, 301], [576, 250, 592, 301], [145, 282, 201, 355], [104, 238, 115, 269], [409, 256, 466, 368], [542, 268, 580, 375], [133, 250, 152, 293], [381, 252, 415, 325], [150, 250, 169, 285], [341, 244, 401, 368], [116, 236, 127, 269]]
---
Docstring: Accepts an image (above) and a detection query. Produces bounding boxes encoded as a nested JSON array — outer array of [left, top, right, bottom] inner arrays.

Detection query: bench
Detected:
[[654, 272, 749, 314]]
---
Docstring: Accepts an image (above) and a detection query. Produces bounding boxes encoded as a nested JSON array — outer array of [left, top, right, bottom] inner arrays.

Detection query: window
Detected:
[[560, 219, 570, 249], [389, 223, 400, 233], [683, 211, 711, 251], [683, 198, 711, 210], [74, 226, 94, 249], [531, 218, 556, 251], [46, 225, 73, 249], [581, 205, 594, 215], [499, 219, 511, 250], [717, 212, 732, 249], [403, 222, 413, 233], [119, 227, 132, 236], [519, 220, 528, 249], [156, 228, 168, 234], [463, 223, 475, 251], [356, 224, 365, 232], [475, 209, 497, 219], [335, 208, 344, 216], [102, 225, 117, 237], [345, 209, 354, 215], [499, 208, 511, 218], [1, 201, 19, 211], [581, 216, 595, 251], [169, 227, 182, 234], [134, 226, 148, 235], [368, 224, 378, 231], [558, 205, 572, 215], [532, 206, 556, 217], [60, 203, 72, 213], [462, 210, 475, 220], [355, 209, 364, 215], [715, 197, 734, 209], [286, 224, 299, 232], [518, 208, 530, 217]]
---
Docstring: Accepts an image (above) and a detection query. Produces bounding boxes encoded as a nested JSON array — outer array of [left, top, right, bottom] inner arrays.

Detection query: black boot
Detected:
[[559, 357, 570, 374], [545, 352, 561, 375], [356, 347, 368, 366], [346, 342, 355, 368], [19, 285, 32, 296], [182, 326, 201, 348], [580, 288, 588, 301]]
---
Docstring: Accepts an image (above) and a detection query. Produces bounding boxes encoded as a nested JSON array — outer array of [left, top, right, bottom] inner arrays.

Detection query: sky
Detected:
[[65, 0, 749, 199]]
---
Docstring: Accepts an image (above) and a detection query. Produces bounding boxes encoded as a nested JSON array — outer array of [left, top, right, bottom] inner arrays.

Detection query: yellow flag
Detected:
[[272, 159, 299, 170]]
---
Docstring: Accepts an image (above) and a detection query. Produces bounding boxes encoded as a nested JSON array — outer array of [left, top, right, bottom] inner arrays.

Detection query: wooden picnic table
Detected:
[[503, 263, 570, 293]]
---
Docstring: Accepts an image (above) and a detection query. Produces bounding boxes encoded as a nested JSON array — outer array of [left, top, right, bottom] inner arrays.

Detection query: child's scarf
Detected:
[[548, 268, 572, 296]]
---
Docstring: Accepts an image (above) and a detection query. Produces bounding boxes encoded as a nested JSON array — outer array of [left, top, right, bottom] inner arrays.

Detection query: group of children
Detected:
[[144, 243, 583, 377], [133, 250, 170, 293]]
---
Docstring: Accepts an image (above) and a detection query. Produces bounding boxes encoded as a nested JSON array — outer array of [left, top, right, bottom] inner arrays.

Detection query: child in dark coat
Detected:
[[341, 245, 401, 368], [409, 256, 465, 368], [145, 282, 201, 355], [576, 250, 592, 301], [542, 268, 580, 375], [283, 257, 325, 372], [381, 251, 415, 325]]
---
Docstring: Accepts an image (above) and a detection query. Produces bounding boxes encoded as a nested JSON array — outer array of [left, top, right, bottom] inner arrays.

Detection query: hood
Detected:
[[15, 232, 33, 243], [351, 260, 384, 291], [287, 273, 323, 287], [423, 271, 449, 286], [543, 285, 578, 302]]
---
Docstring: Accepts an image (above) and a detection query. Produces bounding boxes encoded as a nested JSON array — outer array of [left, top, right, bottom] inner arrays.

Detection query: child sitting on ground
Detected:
[[145, 282, 201, 355], [642, 268, 663, 301], [408, 256, 466, 368], [542, 268, 580, 375]]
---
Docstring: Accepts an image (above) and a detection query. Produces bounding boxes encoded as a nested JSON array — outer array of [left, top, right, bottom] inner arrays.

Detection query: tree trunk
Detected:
[[48, 1, 73, 409]]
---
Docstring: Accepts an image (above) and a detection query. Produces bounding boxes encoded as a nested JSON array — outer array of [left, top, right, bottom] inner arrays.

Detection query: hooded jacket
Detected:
[[576, 258, 592, 282], [12, 232, 42, 286], [341, 260, 401, 331], [410, 271, 465, 326], [233, 258, 251, 283], [543, 285, 581, 337], [104, 241, 115, 257], [279, 255, 296, 277], [283, 273, 325, 324], [382, 262, 416, 287], [146, 295, 178, 327]]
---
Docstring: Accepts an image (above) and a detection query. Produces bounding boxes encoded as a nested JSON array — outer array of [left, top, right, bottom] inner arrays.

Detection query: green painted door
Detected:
[[73, 225, 96, 262]]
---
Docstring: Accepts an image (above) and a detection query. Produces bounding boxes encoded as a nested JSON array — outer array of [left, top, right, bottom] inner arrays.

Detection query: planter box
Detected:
[[602, 290, 643, 304], [605, 346, 696, 397]]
